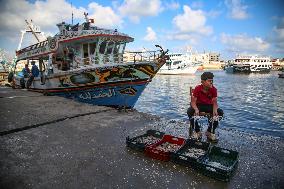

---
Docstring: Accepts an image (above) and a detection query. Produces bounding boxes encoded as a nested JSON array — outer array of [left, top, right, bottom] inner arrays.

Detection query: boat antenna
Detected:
[[84, 12, 89, 23], [71, 2, 74, 25]]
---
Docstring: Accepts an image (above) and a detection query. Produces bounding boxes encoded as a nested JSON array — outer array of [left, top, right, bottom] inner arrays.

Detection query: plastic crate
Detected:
[[197, 146, 239, 182], [145, 135, 186, 161], [126, 130, 165, 152], [171, 139, 210, 167]]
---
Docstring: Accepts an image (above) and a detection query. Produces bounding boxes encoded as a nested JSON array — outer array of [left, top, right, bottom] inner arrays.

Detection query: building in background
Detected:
[[190, 52, 223, 70]]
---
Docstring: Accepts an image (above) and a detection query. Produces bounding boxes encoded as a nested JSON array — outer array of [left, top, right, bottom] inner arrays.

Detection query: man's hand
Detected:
[[194, 109, 199, 116], [212, 97, 218, 117], [213, 109, 218, 117]]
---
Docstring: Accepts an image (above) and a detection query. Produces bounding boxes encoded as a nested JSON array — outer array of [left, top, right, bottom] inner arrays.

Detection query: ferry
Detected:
[[9, 13, 169, 108], [230, 55, 272, 73], [157, 53, 199, 75]]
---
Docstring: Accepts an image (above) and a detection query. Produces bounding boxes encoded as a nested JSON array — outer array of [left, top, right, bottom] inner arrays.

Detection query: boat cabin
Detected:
[[15, 16, 134, 75]]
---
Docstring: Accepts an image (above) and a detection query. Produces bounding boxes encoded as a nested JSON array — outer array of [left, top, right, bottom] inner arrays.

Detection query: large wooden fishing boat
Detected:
[[10, 13, 168, 108]]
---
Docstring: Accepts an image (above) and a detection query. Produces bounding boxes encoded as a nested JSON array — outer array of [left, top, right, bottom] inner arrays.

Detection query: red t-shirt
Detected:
[[192, 84, 217, 105]]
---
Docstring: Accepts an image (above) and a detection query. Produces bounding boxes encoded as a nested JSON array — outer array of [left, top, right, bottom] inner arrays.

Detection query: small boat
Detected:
[[224, 60, 234, 73], [157, 53, 199, 75], [230, 55, 272, 73], [225, 65, 234, 74], [10, 13, 169, 108], [0, 49, 11, 85], [279, 71, 284, 78]]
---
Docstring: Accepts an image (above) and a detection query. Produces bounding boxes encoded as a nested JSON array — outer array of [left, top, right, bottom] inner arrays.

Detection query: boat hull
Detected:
[[12, 62, 163, 108], [30, 80, 149, 108], [231, 65, 271, 73]]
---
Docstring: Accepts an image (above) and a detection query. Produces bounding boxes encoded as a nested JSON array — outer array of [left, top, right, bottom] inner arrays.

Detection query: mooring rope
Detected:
[[0, 109, 112, 136], [0, 95, 43, 99]]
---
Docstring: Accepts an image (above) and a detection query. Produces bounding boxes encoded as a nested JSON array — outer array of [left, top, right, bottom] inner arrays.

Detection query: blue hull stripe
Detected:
[[46, 82, 148, 108]]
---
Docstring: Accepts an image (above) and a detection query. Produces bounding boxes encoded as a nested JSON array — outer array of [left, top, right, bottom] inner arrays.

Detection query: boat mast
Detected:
[[17, 30, 26, 51], [17, 20, 42, 51], [84, 12, 89, 22], [25, 20, 40, 42], [71, 2, 74, 25]]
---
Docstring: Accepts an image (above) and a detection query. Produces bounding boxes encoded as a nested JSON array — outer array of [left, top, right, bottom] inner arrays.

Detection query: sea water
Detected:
[[135, 71, 284, 138]]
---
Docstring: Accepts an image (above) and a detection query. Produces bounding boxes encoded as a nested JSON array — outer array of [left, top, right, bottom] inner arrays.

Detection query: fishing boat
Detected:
[[157, 53, 199, 75], [9, 13, 169, 108], [230, 55, 272, 73]]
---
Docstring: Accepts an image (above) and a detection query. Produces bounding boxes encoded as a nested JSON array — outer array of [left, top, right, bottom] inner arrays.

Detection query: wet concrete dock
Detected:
[[0, 87, 283, 189]]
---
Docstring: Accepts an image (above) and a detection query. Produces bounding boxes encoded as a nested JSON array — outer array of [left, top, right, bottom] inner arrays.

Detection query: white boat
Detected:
[[9, 13, 169, 108], [157, 53, 199, 75], [232, 55, 272, 73]]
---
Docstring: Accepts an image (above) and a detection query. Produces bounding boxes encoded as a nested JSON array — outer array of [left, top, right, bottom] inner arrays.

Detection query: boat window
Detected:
[[173, 61, 182, 65], [106, 41, 114, 54], [90, 42, 97, 55], [113, 42, 119, 54], [83, 44, 88, 58], [99, 41, 107, 54], [118, 43, 125, 54]]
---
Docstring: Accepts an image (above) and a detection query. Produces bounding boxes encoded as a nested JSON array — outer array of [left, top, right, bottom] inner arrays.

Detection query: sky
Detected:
[[0, 0, 283, 60]]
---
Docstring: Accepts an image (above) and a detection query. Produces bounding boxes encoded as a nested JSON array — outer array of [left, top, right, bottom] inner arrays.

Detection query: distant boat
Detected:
[[225, 65, 234, 73], [157, 53, 199, 75], [230, 55, 272, 73], [9, 13, 169, 108], [0, 49, 12, 85], [279, 71, 284, 78]]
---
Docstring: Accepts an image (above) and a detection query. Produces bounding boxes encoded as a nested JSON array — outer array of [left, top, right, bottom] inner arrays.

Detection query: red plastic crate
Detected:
[[145, 135, 186, 161]]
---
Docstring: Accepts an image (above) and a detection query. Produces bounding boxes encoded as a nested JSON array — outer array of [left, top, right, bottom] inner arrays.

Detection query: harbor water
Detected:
[[135, 71, 284, 138]]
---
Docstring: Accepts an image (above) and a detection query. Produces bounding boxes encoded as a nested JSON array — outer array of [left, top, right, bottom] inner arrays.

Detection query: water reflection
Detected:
[[135, 71, 284, 138]]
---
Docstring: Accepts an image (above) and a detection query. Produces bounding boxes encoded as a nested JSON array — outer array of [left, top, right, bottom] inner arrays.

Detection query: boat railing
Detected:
[[61, 28, 132, 41], [16, 40, 49, 55], [123, 50, 161, 63], [85, 51, 161, 65]]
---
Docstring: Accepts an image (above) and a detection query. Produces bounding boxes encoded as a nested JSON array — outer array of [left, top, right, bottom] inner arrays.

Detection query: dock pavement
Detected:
[[0, 87, 283, 189]]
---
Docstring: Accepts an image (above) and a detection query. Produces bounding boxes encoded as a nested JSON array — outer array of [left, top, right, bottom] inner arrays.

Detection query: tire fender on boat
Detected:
[[8, 72, 14, 83]]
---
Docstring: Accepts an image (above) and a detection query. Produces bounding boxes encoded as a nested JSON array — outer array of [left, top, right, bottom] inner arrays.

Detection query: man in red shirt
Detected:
[[187, 72, 223, 142]]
